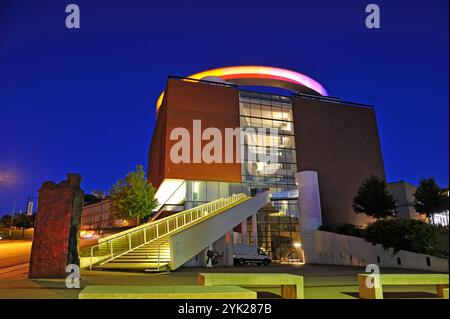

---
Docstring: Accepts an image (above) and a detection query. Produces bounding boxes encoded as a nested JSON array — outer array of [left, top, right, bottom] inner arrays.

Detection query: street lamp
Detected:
[[9, 200, 16, 237]]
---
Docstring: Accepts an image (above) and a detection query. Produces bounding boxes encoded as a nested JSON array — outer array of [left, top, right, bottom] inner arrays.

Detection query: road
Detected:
[[0, 238, 96, 282], [0, 240, 32, 281]]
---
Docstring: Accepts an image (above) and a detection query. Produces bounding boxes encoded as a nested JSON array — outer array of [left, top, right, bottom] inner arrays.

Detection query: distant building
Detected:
[[387, 181, 424, 220], [81, 198, 136, 230], [387, 180, 449, 226]]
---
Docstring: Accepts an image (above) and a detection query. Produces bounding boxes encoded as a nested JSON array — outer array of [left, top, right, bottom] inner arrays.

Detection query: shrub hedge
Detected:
[[363, 218, 443, 256], [319, 218, 447, 258]]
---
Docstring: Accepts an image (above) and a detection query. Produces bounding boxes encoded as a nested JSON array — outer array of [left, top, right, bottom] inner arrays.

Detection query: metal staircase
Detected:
[[89, 193, 252, 272]]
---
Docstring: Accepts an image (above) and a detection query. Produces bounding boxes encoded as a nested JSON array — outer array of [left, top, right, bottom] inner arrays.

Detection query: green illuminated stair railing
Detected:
[[89, 193, 248, 270]]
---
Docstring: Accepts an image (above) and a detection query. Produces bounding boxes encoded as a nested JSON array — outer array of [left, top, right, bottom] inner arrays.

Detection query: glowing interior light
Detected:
[[154, 179, 185, 211], [155, 66, 328, 110]]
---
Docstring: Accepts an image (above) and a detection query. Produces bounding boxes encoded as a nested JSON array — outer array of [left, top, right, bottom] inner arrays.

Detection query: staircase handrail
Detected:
[[89, 193, 247, 269]]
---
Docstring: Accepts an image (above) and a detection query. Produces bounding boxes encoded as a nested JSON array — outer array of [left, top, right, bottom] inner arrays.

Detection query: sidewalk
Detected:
[[0, 264, 441, 299]]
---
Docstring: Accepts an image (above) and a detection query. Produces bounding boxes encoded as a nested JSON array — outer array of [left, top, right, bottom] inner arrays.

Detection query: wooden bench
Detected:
[[78, 285, 257, 299], [358, 274, 449, 299], [198, 273, 304, 299]]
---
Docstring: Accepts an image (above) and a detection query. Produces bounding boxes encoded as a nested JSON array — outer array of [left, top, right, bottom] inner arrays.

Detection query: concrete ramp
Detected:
[[170, 191, 269, 270]]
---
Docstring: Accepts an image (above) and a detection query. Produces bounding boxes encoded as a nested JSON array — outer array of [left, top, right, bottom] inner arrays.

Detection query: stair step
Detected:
[[126, 251, 170, 254], [118, 254, 170, 259], [132, 250, 170, 253], [135, 246, 170, 248], [125, 253, 171, 256], [132, 247, 170, 253], [95, 262, 169, 270], [110, 260, 170, 264], [111, 258, 170, 262], [132, 252, 170, 254]]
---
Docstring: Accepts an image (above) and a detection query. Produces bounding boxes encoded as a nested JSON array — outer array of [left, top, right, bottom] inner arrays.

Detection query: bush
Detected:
[[318, 224, 333, 232], [363, 218, 442, 256], [336, 224, 364, 237], [318, 223, 363, 238]]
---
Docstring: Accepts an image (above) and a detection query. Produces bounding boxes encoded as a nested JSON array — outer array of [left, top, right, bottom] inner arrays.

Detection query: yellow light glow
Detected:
[[155, 65, 328, 110], [80, 230, 95, 238], [269, 211, 287, 217]]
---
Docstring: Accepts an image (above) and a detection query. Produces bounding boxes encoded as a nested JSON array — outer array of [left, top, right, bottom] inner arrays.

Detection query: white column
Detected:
[[295, 171, 323, 230], [241, 219, 248, 245], [251, 214, 258, 246], [295, 171, 322, 264]]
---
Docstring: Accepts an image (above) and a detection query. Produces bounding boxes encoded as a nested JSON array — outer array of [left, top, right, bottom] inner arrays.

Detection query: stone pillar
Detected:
[[251, 214, 258, 246], [241, 218, 248, 245], [29, 174, 83, 279]]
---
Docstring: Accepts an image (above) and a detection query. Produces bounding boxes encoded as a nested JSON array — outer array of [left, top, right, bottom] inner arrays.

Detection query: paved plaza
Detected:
[[0, 239, 443, 299]]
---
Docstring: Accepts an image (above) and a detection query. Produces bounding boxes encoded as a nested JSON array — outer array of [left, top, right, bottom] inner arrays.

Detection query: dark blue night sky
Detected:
[[0, 0, 448, 215]]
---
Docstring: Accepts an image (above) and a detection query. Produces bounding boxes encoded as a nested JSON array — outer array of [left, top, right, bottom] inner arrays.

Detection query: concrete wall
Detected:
[[302, 230, 448, 273]]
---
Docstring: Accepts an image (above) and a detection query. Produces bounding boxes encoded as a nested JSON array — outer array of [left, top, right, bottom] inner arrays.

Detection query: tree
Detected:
[[0, 214, 12, 227], [441, 187, 449, 212], [13, 213, 35, 237], [414, 178, 449, 222], [109, 165, 158, 226], [352, 175, 397, 219]]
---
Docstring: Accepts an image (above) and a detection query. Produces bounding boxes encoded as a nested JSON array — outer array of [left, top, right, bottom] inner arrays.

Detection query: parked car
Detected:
[[233, 244, 271, 266]]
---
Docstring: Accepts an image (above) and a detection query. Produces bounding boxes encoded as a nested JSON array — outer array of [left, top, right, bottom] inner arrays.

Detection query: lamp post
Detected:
[[8, 200, 16, 237]]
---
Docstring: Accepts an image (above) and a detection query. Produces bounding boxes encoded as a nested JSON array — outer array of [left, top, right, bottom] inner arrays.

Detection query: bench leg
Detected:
[[198, 275, 212, 286], [358, 275, 383, 299], [436, 285, 449, 298], [281, 285, 297, 299]]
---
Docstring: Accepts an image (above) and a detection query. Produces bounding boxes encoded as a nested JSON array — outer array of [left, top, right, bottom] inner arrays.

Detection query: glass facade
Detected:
[[239, 91, 297, 189], [239, 91, 301, 263], [184, 181, 250, 209]]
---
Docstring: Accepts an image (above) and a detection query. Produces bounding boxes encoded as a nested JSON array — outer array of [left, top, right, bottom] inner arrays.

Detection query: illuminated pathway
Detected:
[[0, 240, 32, 281]]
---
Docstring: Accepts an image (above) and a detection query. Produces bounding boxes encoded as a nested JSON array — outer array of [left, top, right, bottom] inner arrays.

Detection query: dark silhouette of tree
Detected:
[[414, 178, 449, 222], [0, 214, 12, 227], [13, 213, 35, 237], [352, 175, 397, 219]]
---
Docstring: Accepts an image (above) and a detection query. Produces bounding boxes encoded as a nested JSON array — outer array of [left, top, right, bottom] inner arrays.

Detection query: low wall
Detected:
[[302, 230, 449, 273]]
